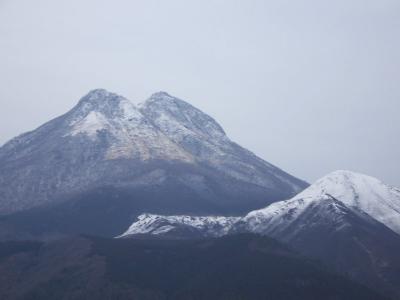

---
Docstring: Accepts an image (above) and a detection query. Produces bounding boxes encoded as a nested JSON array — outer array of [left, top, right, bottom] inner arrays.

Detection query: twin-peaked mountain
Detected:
[[0, 89, 307, 237]]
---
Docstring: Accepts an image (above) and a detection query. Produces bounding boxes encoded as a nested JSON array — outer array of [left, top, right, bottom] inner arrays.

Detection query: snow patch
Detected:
[[68, 111, 109, 138], [118, 214, 240, 238]]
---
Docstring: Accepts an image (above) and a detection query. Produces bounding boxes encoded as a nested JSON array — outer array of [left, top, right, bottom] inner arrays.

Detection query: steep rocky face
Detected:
[[0, 89, 307, 237], [140, 92, 306, 192]]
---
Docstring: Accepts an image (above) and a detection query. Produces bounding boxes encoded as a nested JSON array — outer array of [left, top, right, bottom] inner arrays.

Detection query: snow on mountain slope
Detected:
[[65, 89, 193, 161], [238, 170, 400, 236], [139, 91, 227, 141], [118, 194, 372, 240], [291, 170, 400, 234], [139, 92, 307, 192], [118, 213, 240, 238], [237, 193, 375, 239]]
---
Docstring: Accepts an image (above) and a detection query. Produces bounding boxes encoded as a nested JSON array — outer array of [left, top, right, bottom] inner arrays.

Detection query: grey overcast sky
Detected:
[[0, 0, 399, 186]]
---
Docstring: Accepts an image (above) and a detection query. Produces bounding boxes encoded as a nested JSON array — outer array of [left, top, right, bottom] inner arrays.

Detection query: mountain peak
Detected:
[[140, 92, 226, 140], [65, 89, 151, 143], [70, 89, 140, 119], [79, 88, 122, 104], [72, 89, 134, 118], [294, 169, 400, 234], [322, 169, 372, 180], [149, 91, 174, 99], [143, 91, 192, 109], [296, 170, 382, 200]]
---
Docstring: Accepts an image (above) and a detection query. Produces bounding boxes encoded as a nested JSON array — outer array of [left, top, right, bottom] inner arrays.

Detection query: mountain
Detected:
[[236, 191, 400, 298], [0, 234, 387, 300], [121, 170, 400, 298], [291, 170, 400, 234], [0, 89, 307, 238], [239, 170, 400, 234]]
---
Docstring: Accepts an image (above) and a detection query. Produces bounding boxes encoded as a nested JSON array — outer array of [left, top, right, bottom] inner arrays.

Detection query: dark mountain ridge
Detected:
[[0, 234, 387, 300]]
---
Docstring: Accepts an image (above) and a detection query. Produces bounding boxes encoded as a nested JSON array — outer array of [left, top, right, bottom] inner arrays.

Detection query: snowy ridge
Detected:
[[118, 213, 240, 238], [119, 170, 400, 238]]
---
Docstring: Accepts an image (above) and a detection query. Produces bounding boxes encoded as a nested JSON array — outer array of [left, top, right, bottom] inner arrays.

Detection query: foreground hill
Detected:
[[0, 234, 386, 300]]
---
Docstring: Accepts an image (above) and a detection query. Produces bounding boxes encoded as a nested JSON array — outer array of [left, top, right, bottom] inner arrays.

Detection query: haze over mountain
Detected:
[[1, 2, 399, 299], [0, 89, 307, 238]]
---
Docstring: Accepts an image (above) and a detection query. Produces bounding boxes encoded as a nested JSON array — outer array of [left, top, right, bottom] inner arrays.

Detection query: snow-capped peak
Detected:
[[79, 88, 119, 102], [147, 91, 175, 100], [63, 89, 194, 162], [290, 170, 400, 234], [67, 89, 144, 137], [139, 92, 226, 140], [294, 170, 388, 200], [244, 170, 400, 236], [75, 89, 125, 113], [73, 89, 138, 118]]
